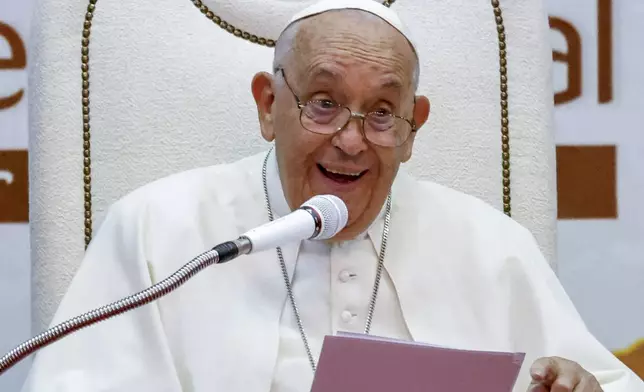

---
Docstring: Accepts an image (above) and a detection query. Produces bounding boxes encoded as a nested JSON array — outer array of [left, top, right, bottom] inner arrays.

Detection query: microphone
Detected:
[[0, 194, 348, 375], [241, 194, 348, 254]]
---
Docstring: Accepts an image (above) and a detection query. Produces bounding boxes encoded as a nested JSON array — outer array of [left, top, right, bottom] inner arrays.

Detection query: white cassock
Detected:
[[21, 149, 644, 392]]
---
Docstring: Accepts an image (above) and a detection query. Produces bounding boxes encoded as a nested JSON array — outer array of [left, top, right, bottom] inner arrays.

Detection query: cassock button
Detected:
[[341, 310, 355, 324], [338, 270, 354, 282]]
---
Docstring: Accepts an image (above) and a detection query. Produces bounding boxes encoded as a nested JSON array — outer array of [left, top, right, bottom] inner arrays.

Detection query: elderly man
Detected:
[[20, 0, 644, 391]]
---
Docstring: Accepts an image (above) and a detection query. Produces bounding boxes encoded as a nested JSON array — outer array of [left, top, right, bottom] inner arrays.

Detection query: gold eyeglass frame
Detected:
[[276, 67, 417, 148]]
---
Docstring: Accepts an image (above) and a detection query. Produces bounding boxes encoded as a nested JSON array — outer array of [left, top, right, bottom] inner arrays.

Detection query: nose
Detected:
[[331, 116, 368, 156]]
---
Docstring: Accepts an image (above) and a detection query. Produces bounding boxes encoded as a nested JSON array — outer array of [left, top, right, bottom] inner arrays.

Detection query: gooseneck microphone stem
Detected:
[[0, 237, 252, 376]]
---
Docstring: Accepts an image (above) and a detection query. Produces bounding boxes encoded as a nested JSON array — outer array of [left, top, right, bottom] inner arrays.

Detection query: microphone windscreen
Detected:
[[302, 194, 348, 239]]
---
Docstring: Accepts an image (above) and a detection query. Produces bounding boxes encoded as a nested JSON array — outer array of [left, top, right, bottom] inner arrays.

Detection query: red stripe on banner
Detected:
[[0, 150, 28, 223], [556, 145, 617, 220]]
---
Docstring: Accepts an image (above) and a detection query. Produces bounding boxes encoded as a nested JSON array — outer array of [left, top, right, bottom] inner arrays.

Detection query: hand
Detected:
[[529, 357, 603, 392]]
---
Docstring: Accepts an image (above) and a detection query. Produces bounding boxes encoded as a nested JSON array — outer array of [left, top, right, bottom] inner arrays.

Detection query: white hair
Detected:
[[272, 11, 420, 92]]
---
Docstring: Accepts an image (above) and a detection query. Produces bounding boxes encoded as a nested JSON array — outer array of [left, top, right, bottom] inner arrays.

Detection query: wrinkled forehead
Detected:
[[288, 12, 418, 92]]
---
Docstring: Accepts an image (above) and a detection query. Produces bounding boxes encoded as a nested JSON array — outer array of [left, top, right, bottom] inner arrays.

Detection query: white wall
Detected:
[[549, 0, 644, 352], [0, 1, 33, 390], [0, 226, 31, 391]]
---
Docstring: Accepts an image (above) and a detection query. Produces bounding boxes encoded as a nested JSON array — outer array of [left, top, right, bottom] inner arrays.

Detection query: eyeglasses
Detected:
[[276, 68, 416, 148]]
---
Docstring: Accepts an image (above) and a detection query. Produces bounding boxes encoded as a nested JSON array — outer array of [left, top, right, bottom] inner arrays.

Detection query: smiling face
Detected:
[[252, 10, 430, 241]]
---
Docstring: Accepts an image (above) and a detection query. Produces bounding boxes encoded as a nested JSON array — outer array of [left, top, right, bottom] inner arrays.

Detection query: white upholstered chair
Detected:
[[28, 0, 557, 334]]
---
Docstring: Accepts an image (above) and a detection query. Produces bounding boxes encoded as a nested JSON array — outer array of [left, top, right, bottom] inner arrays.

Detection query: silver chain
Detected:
[[261, 148, 391, 372]]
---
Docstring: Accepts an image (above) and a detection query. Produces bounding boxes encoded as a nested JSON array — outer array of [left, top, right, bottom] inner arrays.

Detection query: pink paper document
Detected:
[[310, 332, 525, 392]]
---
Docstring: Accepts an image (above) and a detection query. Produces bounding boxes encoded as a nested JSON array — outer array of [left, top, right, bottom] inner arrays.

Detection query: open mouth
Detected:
[[317, 164, 368, 184]]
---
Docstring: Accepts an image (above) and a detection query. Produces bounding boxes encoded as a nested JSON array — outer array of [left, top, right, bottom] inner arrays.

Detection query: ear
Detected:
[[251, 72, 276, 142], [401, 95, 430, 162]]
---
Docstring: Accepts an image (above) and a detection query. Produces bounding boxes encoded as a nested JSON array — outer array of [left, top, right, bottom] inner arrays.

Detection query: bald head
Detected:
[[273, 9, 419, 92]]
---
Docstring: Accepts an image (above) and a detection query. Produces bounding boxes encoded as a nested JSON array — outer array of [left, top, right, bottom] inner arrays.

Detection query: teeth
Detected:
[[325, 168, 363, 177]]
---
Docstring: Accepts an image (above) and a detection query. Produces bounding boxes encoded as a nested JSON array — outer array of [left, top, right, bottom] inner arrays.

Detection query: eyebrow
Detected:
[[379, 78, 404, 91], [304, 67, 340, 84], [306, 67, 404, 89]]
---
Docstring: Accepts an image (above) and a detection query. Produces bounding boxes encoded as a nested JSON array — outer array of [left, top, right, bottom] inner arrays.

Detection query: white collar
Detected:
[[265, 147, 293, 219], [265, 147, 388, 244]]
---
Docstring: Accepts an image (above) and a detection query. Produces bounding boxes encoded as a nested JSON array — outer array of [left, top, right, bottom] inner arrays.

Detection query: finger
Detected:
[[527, 381, 550, 392], [551, 373, 578, 392], [530, 357, 559, 384], [573, 375, 602, 392]]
